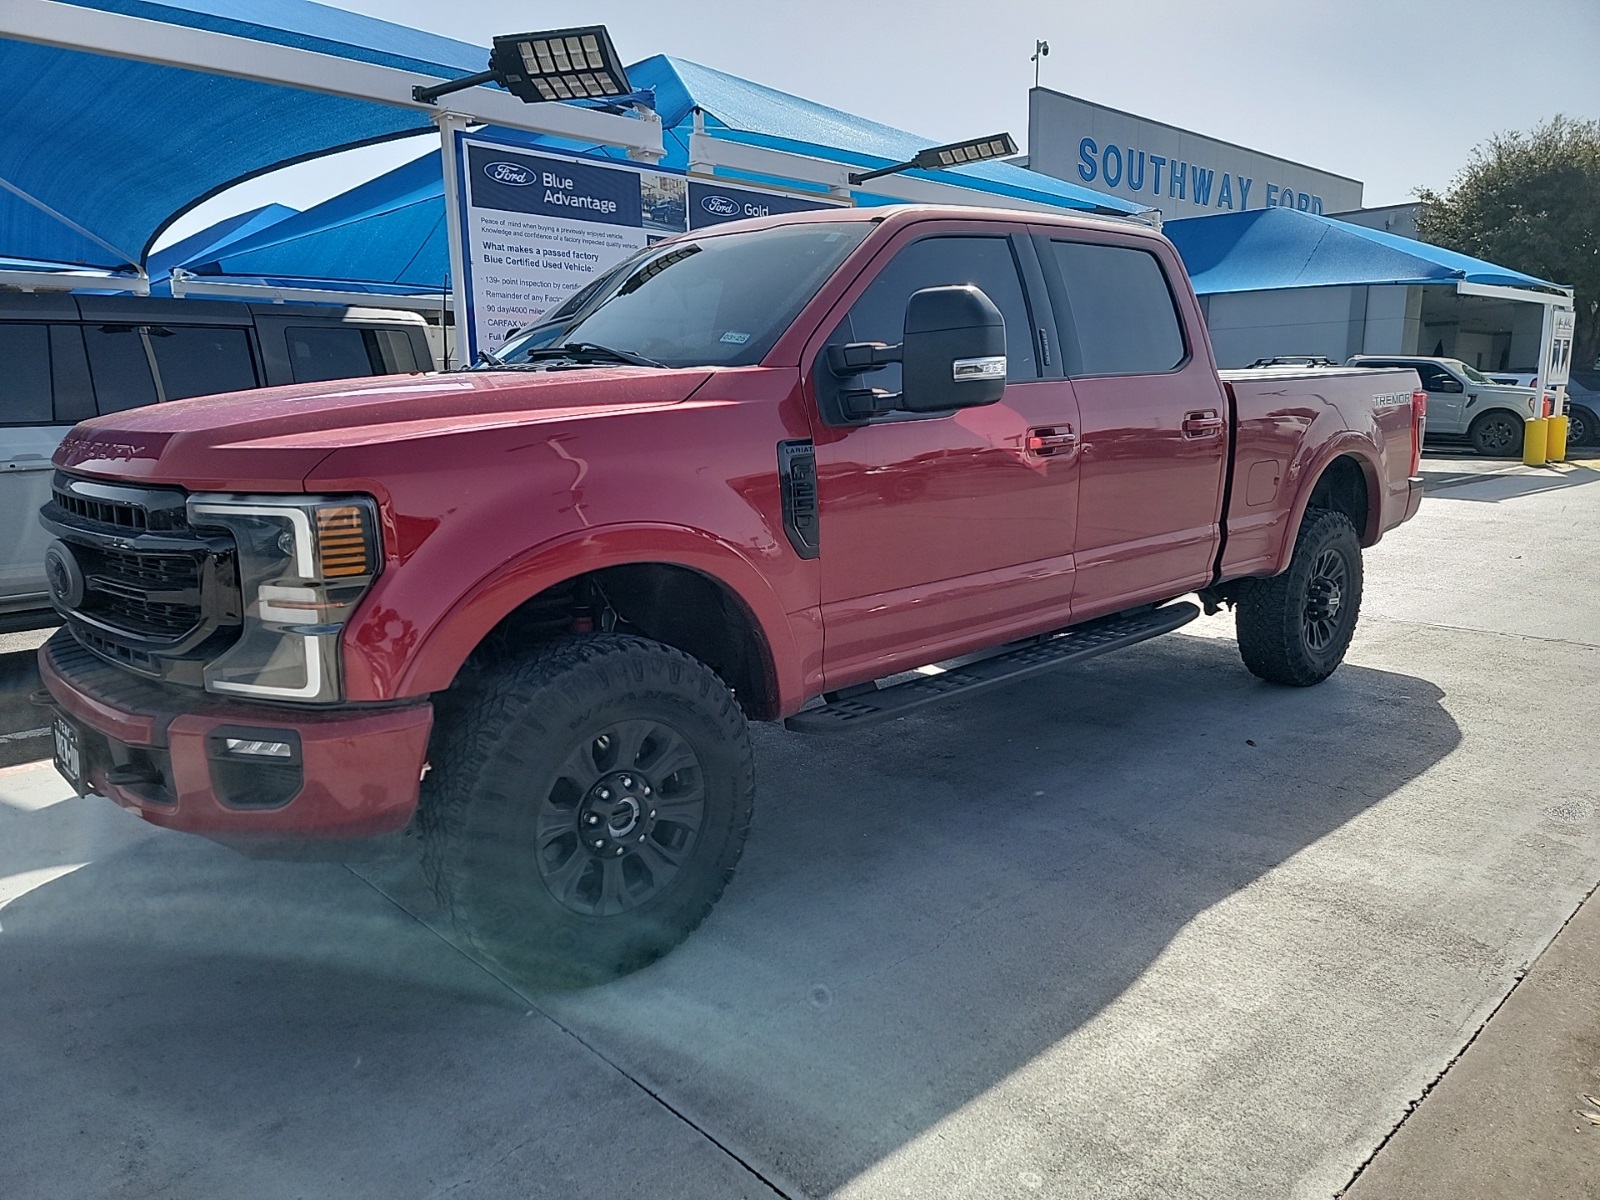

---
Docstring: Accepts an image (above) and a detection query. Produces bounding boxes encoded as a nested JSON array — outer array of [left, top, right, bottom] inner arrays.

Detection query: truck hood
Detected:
[[53, 367, 714, 490]]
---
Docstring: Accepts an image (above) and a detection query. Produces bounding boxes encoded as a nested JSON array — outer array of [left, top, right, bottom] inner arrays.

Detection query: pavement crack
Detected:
[[1335, 874, 1600, 1197], [1363, 612, 1600, 652]]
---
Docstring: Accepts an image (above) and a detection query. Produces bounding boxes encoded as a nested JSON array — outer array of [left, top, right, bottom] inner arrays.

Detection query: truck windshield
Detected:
[[1450, 360, 1493, 385], [491, 222, 872, 370]]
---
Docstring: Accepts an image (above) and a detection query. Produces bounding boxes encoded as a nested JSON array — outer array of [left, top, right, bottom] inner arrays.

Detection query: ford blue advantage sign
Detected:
[[687, 182, 837, 229], [468, 143, 642, 227]]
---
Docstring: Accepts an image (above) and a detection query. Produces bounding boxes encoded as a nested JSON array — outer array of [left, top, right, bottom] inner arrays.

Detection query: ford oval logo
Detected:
[[701, 195, 741, 216], [484, 161, 535, 186]]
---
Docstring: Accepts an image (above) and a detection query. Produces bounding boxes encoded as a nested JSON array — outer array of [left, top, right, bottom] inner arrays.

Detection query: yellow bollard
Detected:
[[1546, 414, 1569, 463], [1522, 417, 1549, 465]]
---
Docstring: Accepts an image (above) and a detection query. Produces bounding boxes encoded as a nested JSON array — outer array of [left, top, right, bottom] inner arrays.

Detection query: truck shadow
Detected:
[[0, 632, 1460, 1199]]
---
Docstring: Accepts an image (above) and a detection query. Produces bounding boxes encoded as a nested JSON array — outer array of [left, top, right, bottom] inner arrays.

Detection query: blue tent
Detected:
[[180, 54, 1138, 292], [146, 202, 298, 286], [0, 0, 498, 269], [1165, 206, 1563, 296], [3, 4, 1133, 276]]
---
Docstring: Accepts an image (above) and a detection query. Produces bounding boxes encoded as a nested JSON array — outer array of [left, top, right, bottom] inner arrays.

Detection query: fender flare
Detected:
[[384, 522, 804, 711], [1270, 435, 1384, 575]]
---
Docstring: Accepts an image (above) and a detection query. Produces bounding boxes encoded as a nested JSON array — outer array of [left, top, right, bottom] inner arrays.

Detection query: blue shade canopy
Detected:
[[0, 0, 490, 269], [184, 54, 1138, 291], [187, 152, 448, 290], [146, 202, 298, 285], [1165, 206, 1563, 296]]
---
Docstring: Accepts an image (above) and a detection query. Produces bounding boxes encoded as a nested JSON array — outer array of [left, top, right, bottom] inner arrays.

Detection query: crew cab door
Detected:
[[1032, 229, 1228, 619], [805, 224, 1081, 687]]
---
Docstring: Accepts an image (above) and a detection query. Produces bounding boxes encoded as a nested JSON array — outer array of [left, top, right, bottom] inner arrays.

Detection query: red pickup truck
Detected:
[[37, 205, 1424, 982]]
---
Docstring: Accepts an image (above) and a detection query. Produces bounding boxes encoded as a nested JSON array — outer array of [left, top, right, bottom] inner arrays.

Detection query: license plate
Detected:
[[52, 716, 83, 791]]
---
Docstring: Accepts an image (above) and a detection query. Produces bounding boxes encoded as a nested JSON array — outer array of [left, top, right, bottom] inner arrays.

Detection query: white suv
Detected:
[[1348, 355, 1541, 457]]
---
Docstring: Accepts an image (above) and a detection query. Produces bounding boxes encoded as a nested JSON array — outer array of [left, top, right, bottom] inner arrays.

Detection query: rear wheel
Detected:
[[421, 634, 755, 986], [1468, 409, 1523, 457], [1235, 508, 1363, 687], [1568, 406, 1596, 447]]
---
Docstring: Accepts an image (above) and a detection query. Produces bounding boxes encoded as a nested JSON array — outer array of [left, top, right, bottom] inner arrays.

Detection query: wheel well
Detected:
[[1307, 455, 1372, 542], [459, 564, 780, 719]]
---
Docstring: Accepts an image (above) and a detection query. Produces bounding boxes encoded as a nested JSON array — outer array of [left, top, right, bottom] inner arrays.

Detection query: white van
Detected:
[[0, 293, 433, 629]]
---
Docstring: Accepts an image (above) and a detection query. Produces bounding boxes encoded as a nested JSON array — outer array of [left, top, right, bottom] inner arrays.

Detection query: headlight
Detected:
[[187, 495, 381, 703]]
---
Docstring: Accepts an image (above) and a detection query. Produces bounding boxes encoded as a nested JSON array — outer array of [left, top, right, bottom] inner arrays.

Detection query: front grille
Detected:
[[44, 472, 242, 685], [52, 489, 148, 532]]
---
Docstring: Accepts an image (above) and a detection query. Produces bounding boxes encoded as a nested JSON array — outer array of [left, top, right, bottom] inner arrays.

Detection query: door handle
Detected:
[[1182, 410, 1225, 438], [1026, 426, 1077, 456]]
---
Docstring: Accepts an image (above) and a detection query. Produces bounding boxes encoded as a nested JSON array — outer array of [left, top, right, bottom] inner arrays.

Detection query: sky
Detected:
[[157, 0, 1600, 249]]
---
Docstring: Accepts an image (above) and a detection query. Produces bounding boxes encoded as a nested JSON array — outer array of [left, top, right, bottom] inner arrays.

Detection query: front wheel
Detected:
[[1235, 508, 1363, 686], [1468, 409, 1523, 457], [421, 634, 755, 986]]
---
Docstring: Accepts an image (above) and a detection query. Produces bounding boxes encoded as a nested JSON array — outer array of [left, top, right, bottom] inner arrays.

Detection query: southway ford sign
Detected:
[[1026, 88, 1363, 218]]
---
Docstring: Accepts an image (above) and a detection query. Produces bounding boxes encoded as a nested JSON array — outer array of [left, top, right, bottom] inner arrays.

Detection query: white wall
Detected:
[[1200, 285, 1371, 367]]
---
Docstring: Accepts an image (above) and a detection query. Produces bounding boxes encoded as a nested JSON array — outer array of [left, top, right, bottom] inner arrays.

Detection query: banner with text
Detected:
[[457, 136, 677, 355], [455, 131, 847, 357]]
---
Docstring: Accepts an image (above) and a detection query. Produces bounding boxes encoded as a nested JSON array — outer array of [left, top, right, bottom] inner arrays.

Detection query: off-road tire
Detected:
[[1468, 409, 1523, 458], [1235, 507, 1363, 687], [420, 634, 754, 987]]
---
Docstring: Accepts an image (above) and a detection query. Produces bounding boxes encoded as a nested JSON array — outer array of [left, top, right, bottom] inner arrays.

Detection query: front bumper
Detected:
[[38, 630, 432, 839]]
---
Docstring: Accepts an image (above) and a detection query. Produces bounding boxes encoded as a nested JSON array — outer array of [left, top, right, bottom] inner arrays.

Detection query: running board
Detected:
[[785, 602, 1200, 734]]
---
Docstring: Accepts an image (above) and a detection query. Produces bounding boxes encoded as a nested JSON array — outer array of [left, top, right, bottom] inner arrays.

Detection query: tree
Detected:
[[1417, 116, 1600, 372]]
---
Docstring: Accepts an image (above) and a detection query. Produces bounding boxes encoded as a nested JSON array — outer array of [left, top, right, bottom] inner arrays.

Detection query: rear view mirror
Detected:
[[822, 284, 1006, 423], [899, 286, 1007, 413]]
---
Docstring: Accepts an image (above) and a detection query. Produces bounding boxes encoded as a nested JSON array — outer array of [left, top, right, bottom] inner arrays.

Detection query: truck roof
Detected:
[[685, 202, 1166, 244]]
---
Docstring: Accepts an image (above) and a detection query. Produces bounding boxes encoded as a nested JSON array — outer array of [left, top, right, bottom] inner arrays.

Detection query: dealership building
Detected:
[[1023, 88, 1573, 381]]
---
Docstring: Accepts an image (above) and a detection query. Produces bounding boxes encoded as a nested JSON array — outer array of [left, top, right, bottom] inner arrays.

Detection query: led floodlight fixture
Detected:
[[413, 25, 631, 106], [848, 133, 1019, 185]]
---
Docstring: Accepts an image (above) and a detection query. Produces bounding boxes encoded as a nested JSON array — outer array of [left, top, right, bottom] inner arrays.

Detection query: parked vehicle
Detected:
[[0, 294, 433, 629], [1560, 382, 1598, 447], [35, 206, 1424, 982], [1349, 354, 1539, 456]]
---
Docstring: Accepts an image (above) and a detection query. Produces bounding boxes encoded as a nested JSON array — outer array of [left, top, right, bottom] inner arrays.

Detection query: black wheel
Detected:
[[421, 634, 754, 986], [1568, 406, 1596, 447], [1468, 409, 1523, 457], [1235, 508, 1363, 687]]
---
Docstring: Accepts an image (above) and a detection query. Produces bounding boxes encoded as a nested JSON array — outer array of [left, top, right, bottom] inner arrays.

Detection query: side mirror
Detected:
[[1436, 376, 1464, 394], [899, 285, 1007, 413]]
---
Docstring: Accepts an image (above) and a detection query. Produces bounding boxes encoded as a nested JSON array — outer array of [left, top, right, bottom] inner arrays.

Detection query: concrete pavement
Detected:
[[1, 452, 1598, 1198]]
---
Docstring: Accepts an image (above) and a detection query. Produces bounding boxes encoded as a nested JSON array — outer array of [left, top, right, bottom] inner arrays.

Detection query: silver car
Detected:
[[0, 294, 435, 630], [1349, 355, 1542, 457]]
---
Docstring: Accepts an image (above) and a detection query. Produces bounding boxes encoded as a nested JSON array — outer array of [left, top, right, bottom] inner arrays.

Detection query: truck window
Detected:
[[50, 325, 96, 423], [148, 325, 259, 400], [1049, 241, 1185, 377], [0, 324, 53, 424], [1415, 364, 1456, 391], [286, 326, 419, 383], [496, 222, 873, 370], [83, 326, 160, 414], [834, 235, 1038, 391]]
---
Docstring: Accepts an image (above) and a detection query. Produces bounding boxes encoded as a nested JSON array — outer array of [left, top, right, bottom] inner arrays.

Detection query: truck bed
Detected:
[[1217, 365, 1422, 580]]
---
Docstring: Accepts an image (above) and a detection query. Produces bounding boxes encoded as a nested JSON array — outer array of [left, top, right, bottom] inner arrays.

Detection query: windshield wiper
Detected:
[[474, 347, 505, 368], [517, 342, 667, 369]]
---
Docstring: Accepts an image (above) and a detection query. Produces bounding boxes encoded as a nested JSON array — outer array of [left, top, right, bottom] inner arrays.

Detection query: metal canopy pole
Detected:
[[436, 112, 472, 370]]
